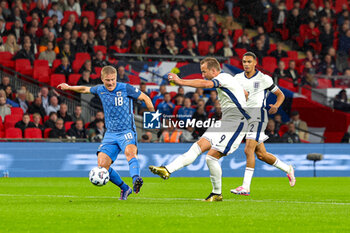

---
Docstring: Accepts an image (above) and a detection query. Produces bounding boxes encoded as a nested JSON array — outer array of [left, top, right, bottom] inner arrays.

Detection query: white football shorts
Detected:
[[201, 120, 247, 155], [245, 121, 269, 143]]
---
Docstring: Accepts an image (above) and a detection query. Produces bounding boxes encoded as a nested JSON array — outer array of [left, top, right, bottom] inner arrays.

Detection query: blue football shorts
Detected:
[[96, 130, 137, 162]]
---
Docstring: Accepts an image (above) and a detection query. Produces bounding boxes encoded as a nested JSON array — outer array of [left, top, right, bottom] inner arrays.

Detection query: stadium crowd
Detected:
[[1, 0, 350, 142]]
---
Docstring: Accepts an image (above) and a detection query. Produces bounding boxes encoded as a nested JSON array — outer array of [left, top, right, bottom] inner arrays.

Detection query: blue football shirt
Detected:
[[90, 83, 141, 133]]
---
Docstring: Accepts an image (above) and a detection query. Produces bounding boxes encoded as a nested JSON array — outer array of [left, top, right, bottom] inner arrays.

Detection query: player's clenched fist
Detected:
[[168, 73, 181, 85], [57, 83, 70, 90]]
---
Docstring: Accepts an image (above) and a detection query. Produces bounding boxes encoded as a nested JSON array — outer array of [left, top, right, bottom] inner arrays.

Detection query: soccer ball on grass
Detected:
[[89, 166, 110, 186]]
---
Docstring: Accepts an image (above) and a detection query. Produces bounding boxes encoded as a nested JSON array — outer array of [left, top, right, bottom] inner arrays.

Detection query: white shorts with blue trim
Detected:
[[245, 121, 269, 143], [201, 120, 247, 155]]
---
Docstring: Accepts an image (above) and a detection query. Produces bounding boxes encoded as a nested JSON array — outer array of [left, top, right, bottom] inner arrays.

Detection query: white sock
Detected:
[[166, 143, 202, 173], [206, 155, 222, 194], [242, 167, 254, 190], [273, 158, 290, 173]]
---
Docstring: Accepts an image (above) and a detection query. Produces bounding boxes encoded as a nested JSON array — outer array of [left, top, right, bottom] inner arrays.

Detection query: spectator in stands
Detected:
[[4, 85, 15, 101], [191, 92, 200, 106], [172, 94, 183, 106], [0, 89, 18, 107], [236, 34, 251, 50], [273, 113, 283, 132], [32, 113, 44, 133], [0, 96, 10, 122], [218, 38, 237, 58], [148, 38, 165, 56], [334, 89, 350, 112], [38, 41, 56, 67], [0, 19, 6, 37], [290, 110, 309, 141], [177, 97, 195, 122], [285, 60, 300, 87], [55, 57, 73, 79], [79, 16, 93, 33], [303, 50, 319, 69], [157, 92, 175, 116], [93, 50, 110, 68], [48, 2, 63, 24], [77, 70, 93, 86], [179, 126, 195, 143], [282, 122, 301, 143], [130, 38, 145, 61], [71, 105, 85, 123], [206, 44, 216, 57], [253, 26, 270, 52], [317, 54, 337, 74], [75, 32, 94, 55], [265, 119, 281, 143], [38, 86, 50, 113], [67, 119, 87, 139], [14, 89, 29, 113], [9, 19, 24, 43], [0, 34, 19, 54], [159, 119, 182, 143], [12, 41, 35, 65], [165, 39, 179, 57], [205, 90, 217, 107], [89, 119, 105, 142], [301, 61, 318, 87], [116, 66, 129, 83], [15, 113, 35, 136], [58, 43, 74, 64], [273, 60, 287, 84], [87, 111, 104, 129], [181, 39, 199, 62], [251, 39, 267, 64], [79, 59, 96, 74], [270, 42, 288, 62], [286, 8, 302, 40], [272, 1, 287, 29], [339, 29, 350, 56], [191, 105, 207, 139], [46, 96, 60, 115], [66, 0, 81, 16], [0, 76, 14, 91], [319, 22, 334, 56], [57, 103, 72, 122], [49, 118, 67, 139], [304, 21, 320, 50], [28, 96, 46, 119]]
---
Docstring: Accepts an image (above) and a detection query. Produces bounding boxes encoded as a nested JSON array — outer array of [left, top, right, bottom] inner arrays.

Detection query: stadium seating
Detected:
[[4, 115, 22, 129], [234, 48, 247, 59], [50, 74, 66, 88], [5, 128, 23, 138], [64, 121, 74, 132], [198, 41, 212, 56], [81, 11, 95, 27], [262, 57, 277, 73], [11, 107, 24, 116], [173, 105, 182, 116], [68, 74, 82, 86], [94, 45, 107, 55], [128, 75, 141, 85], [15, 59, 32, 76], [0, 52, 15, 69], [44, 128, 52, 138], [24, 128, 43, 138]]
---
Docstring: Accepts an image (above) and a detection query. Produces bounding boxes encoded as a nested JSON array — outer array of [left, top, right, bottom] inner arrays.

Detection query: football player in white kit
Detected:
[[231, 52, 296, 196], [149, 57, 250, 202]]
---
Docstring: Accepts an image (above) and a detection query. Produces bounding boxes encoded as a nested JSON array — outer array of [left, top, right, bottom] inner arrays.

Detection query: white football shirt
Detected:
[[235, 70, 279, 122], [212, 72, 250, 121]]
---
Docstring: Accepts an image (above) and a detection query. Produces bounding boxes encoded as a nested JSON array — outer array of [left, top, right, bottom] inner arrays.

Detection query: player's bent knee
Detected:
[[97, 152, 112, 170]]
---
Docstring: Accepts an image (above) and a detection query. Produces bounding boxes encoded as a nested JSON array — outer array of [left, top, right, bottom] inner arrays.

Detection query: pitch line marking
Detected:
[[0, 194, 349, 206]]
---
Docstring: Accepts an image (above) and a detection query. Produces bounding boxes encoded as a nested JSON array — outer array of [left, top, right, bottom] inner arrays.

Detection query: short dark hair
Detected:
[[243, 52, 257, 60]]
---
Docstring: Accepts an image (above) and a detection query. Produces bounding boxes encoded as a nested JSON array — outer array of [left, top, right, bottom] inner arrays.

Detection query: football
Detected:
[[89, 167, 110, 186]]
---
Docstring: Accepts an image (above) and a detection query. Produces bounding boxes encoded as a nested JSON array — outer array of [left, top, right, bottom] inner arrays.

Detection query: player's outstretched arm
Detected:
[[57, 83, 91, 94], [268, 89, 285, 114], [138, 92, 155, 112], [168, 73, 214, 88]]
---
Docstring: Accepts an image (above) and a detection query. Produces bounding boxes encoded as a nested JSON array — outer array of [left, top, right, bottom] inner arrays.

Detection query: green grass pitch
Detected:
[[0, 177, 349, 233]]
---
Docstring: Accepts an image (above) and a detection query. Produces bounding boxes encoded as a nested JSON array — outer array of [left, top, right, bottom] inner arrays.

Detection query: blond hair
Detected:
[[200, 57, 221, 71], [101, 66, 117, 79]]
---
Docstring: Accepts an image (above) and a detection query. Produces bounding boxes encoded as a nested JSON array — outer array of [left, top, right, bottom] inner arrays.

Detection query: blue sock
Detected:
[[108, 167, 128, 191], [128, 158, 140, 183]]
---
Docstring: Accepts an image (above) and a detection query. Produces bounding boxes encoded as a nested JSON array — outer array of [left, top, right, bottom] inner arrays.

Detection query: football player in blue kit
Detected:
[[58, 66, 155, 200]]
